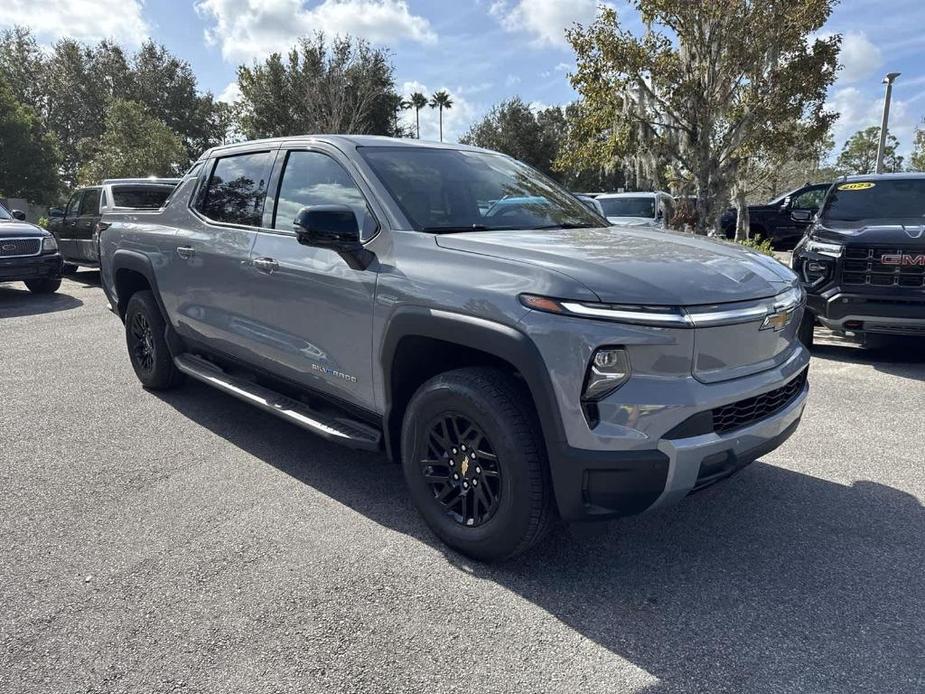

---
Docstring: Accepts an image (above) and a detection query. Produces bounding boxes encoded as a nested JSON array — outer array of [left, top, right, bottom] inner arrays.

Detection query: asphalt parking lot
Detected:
[[1, 272, 923, 694]]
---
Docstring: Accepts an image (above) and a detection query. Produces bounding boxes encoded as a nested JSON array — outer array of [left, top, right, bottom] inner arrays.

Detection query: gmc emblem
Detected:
[[882, 253, 925, 266]]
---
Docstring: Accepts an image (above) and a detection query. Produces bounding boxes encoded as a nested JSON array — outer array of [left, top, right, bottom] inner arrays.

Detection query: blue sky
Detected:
[[5, 0, 925, 155]]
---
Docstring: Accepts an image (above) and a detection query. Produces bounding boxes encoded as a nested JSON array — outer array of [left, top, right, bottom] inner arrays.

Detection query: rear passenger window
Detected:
[[273, 150, 373, 235], [200, 151, 273, 226]]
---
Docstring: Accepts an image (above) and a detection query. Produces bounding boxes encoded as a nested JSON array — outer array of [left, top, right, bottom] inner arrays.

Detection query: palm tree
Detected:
[[429, 90, 453, 142], [410, 91, 428, 139]]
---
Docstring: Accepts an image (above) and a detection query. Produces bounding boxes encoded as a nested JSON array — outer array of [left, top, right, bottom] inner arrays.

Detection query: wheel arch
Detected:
[[111, 249, 183, 356], [380, 308, 566, 468]]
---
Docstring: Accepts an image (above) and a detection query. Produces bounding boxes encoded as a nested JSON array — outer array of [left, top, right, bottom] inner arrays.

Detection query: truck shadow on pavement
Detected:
[[811, 332, 925, 380], [0, 284, 82, 318], [156, 383, 924, 694]]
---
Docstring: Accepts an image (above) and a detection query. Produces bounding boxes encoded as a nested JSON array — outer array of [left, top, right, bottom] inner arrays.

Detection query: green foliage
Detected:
[[409, 91, 428, 138], [563, 0, 841, 233], [77, 99, 186, 185], [429, 90, 453, 142], [37, 216, 49, 229], [836, 127, 902, 175], [236, 33, 402, 139], [0, 82, 60, 203], [461, 98, 624, 188], [0, 27, 224, 190], [907, 124, 925, 172], [736, 235, 775, 257]]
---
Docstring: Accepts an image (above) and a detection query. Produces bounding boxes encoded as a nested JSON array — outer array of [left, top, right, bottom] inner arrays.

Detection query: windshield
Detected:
[[821, 179, 925, 221], [0, 203, 11, 221], [111, 185, 175, 209], [598, 197, 655, 218], [358, 147, 604, 232]]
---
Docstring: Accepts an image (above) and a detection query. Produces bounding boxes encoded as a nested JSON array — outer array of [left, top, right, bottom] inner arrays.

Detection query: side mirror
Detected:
[[294, 205, 361, 249], [293, 205, 374, 271], [48, 207, 65, 218], [11, 209, 26, 221], [791, 209, 814, 223]]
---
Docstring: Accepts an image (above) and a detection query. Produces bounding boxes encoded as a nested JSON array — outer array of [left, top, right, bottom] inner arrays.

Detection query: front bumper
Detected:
[[807, 290, 925, 336], [549, 370, 808, 522], [0, 253, 63, 282]]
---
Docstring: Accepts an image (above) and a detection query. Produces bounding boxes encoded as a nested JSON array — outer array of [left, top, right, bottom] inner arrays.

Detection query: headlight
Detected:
[[804, 238, 842, 257], [520, 294, 690, 327], [41, 236, 58, 253], [583, 347, 630, 400]]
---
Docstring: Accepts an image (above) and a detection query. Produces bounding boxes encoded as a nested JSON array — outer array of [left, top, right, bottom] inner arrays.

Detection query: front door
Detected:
[[55, 191, 83, 261], [246, 148, 379, 410], [75, 187, 101, 263]]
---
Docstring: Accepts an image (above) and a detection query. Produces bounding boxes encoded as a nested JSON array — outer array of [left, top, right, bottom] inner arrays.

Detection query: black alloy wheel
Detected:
[[420, 413, 502, 527], [130, 310, 156, 374]]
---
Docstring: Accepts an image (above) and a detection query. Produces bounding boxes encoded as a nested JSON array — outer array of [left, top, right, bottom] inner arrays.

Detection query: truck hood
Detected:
[[435, 226, 795, 306], [0, 220, 47, 238], [813, 218, 925, 247]]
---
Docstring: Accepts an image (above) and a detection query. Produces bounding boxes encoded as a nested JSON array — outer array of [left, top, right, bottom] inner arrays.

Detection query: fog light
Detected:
[[583, 347, 630, 401]]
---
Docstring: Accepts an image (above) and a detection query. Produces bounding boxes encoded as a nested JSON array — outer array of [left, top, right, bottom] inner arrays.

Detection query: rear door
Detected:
[[167, 148, 277, 362], [56, 191, 83, 260], [245, 146, 379, 408], [75, 187, 102, 263]]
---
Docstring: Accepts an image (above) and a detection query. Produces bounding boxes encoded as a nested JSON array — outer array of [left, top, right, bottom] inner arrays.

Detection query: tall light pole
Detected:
[[876, 72, 901, 174]]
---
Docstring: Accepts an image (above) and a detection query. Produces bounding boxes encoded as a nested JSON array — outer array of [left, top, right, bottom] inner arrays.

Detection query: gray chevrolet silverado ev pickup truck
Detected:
[[99, 136, 809, 560]]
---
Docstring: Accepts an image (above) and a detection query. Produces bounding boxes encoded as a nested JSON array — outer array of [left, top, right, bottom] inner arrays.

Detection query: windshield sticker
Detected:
[[837, 182, 876, 191]]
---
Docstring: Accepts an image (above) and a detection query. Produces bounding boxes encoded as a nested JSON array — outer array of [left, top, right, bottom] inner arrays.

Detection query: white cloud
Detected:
[[826, 86, 917, 158], [218, 81, 242, 104], [505, 74, 521, 87], [489, 0, 603, 48], [836, 31, 883, 83], [196, 0, 437, 63], [2, 0, 148, 46], [397, 80, 481, 143]]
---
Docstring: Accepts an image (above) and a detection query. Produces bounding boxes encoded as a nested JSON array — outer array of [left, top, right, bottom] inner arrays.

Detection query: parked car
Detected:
[[720, 182, 831, 248], [99, 136, 809, 560], [595, 191, 674, 228], [0, 201, 63, 293], [48, 178, 179, 271], [792, 173, 925, 347]]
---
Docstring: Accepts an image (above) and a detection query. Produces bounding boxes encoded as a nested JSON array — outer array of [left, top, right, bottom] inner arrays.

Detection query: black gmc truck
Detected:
[[792, 173, 925, 347]]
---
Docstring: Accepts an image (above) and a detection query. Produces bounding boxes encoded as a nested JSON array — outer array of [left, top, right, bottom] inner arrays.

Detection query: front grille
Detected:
[[0, 237, 41, 257], [842, 246, 925, 288], [713, 369, 807, 434]]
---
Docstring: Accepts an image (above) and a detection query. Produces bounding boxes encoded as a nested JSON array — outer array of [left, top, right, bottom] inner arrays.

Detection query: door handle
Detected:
[[253, 257, 279, 274], [176, 246, 195, 260]]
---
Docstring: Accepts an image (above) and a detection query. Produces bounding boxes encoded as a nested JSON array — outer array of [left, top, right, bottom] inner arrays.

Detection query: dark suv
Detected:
[[48, 178, 179, 271], [792, 174, 925, 345], [0, 201, 63, 293], [721, 182, 831, 248]]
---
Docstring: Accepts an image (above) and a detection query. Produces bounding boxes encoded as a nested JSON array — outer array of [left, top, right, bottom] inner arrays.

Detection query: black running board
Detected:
[[174, 354, 382, 451]]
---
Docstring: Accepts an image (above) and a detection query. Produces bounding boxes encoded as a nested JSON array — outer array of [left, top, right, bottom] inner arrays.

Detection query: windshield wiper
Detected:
[[531, 222, 596, 230]]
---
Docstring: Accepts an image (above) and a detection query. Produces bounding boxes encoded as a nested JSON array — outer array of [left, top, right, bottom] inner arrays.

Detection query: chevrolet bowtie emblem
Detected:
[[761, 310, 793, 332]]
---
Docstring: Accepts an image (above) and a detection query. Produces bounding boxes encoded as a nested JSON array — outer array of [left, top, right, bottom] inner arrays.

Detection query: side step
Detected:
[[173, 354, 382, 451]]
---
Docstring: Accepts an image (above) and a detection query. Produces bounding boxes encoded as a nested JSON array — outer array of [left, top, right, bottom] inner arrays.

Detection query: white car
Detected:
[[596, 191, 674, 228]]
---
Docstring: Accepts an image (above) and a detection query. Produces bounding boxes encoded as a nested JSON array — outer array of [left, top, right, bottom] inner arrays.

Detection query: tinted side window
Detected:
[[793, 187, 826, 210], [79, 188, 101, 216], [65, 192, 82, 217], [200, 151, 273, 226], [273, 150, 372, 234]]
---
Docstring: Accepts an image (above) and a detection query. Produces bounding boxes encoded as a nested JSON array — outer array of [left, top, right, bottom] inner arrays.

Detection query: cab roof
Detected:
[[199, 135, 494, 160]]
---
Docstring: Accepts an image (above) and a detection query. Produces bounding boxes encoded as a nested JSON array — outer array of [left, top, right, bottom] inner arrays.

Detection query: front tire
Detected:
[[401, 367, 555, 561], [24, 278, 61, 294], [124, 290, 183, 390]]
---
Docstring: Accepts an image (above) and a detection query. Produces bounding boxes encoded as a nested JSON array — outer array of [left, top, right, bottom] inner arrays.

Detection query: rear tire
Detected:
[[24, 278, 61, 294], [124, 290, 183, 390], [401, 367, 555, 561], [798, 310, 815, 349]]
